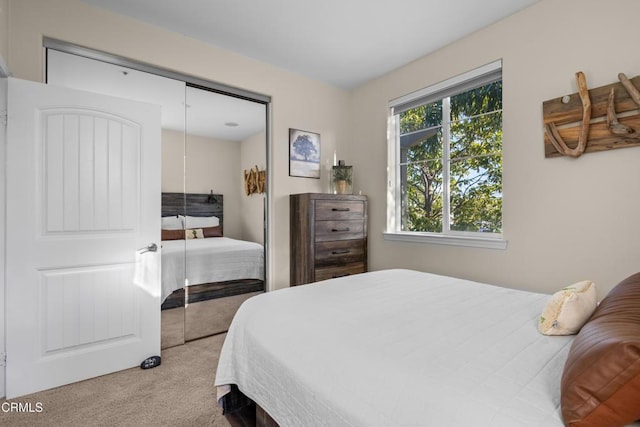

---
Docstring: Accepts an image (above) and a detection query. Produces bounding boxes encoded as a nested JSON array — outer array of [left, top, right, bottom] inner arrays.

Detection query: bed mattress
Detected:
[[215, 269, 575, 426], [161, 237, 264, 303]]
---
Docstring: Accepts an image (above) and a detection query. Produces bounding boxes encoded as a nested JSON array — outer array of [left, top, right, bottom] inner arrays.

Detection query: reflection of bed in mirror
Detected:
[[160, 192, 264, 348]]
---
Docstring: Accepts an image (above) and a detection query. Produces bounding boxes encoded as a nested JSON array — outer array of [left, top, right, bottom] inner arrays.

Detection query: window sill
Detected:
[[383, 231, 507, 250]]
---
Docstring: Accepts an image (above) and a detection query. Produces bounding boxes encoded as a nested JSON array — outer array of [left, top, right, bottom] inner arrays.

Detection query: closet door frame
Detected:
[[43, 37, 273, 292]]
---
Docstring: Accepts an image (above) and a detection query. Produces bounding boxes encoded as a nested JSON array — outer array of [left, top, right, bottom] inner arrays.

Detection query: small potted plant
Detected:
[[331, 161, 353, 194]]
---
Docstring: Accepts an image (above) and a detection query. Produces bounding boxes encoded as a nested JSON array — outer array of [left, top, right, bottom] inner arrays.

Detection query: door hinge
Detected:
[[0, 352, 6, 367], [0, 110, 6, 127]]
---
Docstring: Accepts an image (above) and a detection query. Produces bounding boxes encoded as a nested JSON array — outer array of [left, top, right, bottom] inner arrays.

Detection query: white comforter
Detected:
[[161, 237, 264, 302], [215, 269, 575, 426]]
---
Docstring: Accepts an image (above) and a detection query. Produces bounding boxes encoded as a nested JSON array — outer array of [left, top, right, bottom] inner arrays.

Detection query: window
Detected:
[[385, 60, 506, 249]]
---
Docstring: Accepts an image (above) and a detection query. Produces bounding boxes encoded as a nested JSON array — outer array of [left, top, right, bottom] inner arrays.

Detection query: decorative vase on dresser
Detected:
[[290, 193, 368, 286]]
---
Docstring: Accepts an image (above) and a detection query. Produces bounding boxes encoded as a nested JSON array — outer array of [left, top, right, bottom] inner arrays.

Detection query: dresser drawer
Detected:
[[315, 200, 364, 221], [315, 220, 364, 242], [290, 193, 367, 286], [314, 262, 365, 281], [315, 239, 365, 267]]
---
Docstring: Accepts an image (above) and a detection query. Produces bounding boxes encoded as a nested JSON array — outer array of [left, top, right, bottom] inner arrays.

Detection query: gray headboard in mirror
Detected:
[[161, 192, 224, 228]]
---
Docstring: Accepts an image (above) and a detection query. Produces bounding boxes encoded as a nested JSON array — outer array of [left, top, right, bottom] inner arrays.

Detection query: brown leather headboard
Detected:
[[561, 272, 640, 426]]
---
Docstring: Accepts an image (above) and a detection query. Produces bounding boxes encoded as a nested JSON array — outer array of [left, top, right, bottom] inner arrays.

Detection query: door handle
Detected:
[[138, 243, 158, 254]]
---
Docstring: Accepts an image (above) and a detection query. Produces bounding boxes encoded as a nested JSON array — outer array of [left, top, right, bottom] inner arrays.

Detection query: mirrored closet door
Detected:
[[182, 86, 266, 342], [46, 44, 268, 350]]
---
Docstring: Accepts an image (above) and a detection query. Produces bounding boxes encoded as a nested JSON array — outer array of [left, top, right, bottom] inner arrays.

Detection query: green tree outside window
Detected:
[[398, 81, 502, 234]]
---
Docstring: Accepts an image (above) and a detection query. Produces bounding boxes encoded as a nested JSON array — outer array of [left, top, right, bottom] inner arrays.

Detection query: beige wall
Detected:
[[162, 129, 245, 240], [351, 0, 640, 298], [186, 133, 242, 239], [6, 0, 351, 290], [240, 131, 267, 245], [161, 129, 185, 194]]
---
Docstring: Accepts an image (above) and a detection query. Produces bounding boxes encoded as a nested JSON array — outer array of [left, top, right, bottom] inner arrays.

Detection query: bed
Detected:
[[160, 192, 265, 346], [161, 236, 264, 304], [215, 269, 640, 426]]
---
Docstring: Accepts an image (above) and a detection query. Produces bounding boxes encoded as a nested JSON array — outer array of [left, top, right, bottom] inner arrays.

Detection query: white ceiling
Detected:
[[80, 0, 539, 89]]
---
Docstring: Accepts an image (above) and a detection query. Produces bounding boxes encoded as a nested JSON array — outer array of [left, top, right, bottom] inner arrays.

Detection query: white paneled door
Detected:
[[5, 78, 161, 399]]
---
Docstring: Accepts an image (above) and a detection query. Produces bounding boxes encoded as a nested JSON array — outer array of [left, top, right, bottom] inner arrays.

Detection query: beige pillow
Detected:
[[538, 280, 597, 336], [185, 228, 204, 239]]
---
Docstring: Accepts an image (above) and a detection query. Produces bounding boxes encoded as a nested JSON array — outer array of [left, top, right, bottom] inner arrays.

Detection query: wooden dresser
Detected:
[[290, 193, 368, 286]]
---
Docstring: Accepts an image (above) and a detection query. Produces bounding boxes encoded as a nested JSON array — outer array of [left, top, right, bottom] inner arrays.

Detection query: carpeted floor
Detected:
[[0, 333, 231, 426]]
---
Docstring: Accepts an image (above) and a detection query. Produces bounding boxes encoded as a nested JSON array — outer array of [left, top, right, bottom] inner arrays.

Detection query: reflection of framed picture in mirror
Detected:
[[289, 128, 320, 179]]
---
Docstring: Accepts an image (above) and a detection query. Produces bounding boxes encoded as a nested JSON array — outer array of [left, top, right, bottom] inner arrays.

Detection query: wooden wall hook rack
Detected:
[[244, 165, 266, 195], [543, 72, 640, 158]]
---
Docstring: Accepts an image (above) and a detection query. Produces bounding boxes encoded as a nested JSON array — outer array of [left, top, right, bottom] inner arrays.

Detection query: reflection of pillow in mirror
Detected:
[[203, 226, 223, 237], [180, 215, 219, 229], [162, 229, 185, 241], [185, 228, 204, 239], [162, 216, 184, 230]]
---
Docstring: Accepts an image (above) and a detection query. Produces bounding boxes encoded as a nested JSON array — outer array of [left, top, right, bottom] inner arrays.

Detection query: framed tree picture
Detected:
[[289, 128, 320, 179]]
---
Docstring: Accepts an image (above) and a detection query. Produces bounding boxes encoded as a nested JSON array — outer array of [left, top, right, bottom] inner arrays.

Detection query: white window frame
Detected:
[[384, 60, 507, 250]]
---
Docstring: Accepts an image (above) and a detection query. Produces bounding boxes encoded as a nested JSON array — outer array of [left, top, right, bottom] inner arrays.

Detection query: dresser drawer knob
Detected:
[[331, 207, 350, 212], [331, 249, 351, 255], [331, 228, 350, 232]]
